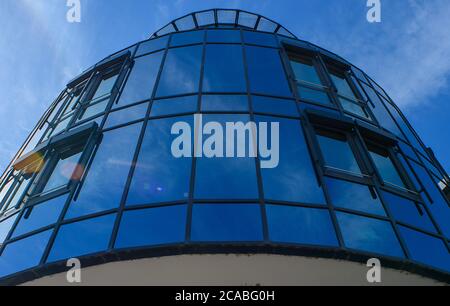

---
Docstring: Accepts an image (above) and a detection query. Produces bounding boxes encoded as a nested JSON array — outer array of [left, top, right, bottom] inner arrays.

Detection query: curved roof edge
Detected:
[[151, 8, 297, 39]]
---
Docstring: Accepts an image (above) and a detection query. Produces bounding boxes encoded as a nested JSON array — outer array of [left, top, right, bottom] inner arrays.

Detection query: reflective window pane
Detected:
[[267, 205, 338, 246], [203, 44, 246, 92], [243, 31, 277, 47], [156, 46, 203, 97], [368, 145, 406, 189], [47, 214, 116, 263], [151, 96, 197, 117], [194, 115, 259, 199], [325, 178, 386, 216], [115, 205, 187, 248], [136, 36, 168, 57], [191, 204, 263, 242], [290, 59, 322, 85], [118, 52, 163, 107], [339, 98, 369, 119], [105, 102, 148, 128], [42, 147, 83, 194], [207, 30, 241, 43], [259, 117, 326, 204], [170, 31, 204, 47], [202, 95, 248, 112], [12, 195, 68, 238], [316, 130, 362, 175], [91, 74, 118, 101], [127, 117, 191, 206], [399, 226, 450, 272], [66, 124, 142, 219], [330, 73, 357, 100], [336, 212, 404, 258], [0, 230, 52, 278], [298, 86, 332, 105], [382, 192, 436, 233], [252, 96, 298, 117], [246, 46, 291, 97], [0, 214, 18, 244]]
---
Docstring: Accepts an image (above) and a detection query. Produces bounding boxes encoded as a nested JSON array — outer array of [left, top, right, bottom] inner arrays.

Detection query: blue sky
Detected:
[[0, 0, 449, 173]]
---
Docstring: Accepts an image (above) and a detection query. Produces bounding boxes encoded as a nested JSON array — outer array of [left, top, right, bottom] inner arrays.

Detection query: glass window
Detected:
[[136, 36, 169, 57], [0, 179, 15, 209], [207, 30, 241, 43], [196, 11, 215, 26], [12, 195, 68, 238], [298, 86, 332, 105], [267, 205, 338, 246], [194, 115, 259, 199], [170, 31, 204, 47], [47, 214, 116, 263], [202, 95, 248, 112], [156, 46, 203, 97], [411, 162, 450, 238], [203, 44, 246, 93], [339, 97, 370, 119], [65, 124, 142, 219], [115, 205, 187, 248], [330, 72, 357, 100], [91, 73, 118, 101], [78, 99, 109, 122], [399, 226, 450, 272], [325, 177, 386, 216], [246, 46, 291, 97], [258, 117, 326, 204], [290, 57, 322, 86], [191, 204, 263, 242], [382, 192, 436, 233], [252, 96, 298, 117], [243, 31, 277, 47], [218, 10, 237, 24], [41, 146, 84, 194], [126, 117, 192, 206], [0, 214, 18, 244], [316, 129, 362, 175], [150, 96, 197, 117], [238, 12, 258, 28], [105, 102, 148, 128], [336, 212, 405, 258], [2, 174, 33, 213], [118, 52, 163, 107], [0, 229, 52, 278], [367, 144, 406, 189], [49, 116, 71, 137]]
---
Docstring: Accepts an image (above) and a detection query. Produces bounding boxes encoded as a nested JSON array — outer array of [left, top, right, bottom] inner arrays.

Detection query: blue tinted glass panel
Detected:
[[207, 30, 241, 43], [203, 44, 246, 93], [126, 117, 192, 205], [105, 103, 148, 128], [317, 131, 362, 175], [12, 195, 68, 238], [202, 95, 248, 112], [330, 74, 357, 100], [170, 31, 204, 47], [243, 31, 277, 47], [397, 154, 421, 191], [118, 52, 163, 107], [191, 204, 263, 241], [136, 36, 168, 56], [252, 96, 298, 117], [156, 46, 203, 97], [368, 147, 406, 188], [339, 98, 369, 119], [411, 162, 450, 238], [298, 86, 332, 105], [336, 212, 404, 258], [246, 46, 291, 97], [258, 117, 326, 204], [0, 230, 52, 278], [399, 226, 450, 272], [325, 178, 386, 216], [115, 205, 187, 248], [194, 115, 259, 199], [290, 60, 322, 85], [65, 124, 142, 219], [42, 149, 83, 194], [47, 214, 116, 263], [0, 214, 18, 244], [382, 192, 436, 233], [151, 96, 197, 117], [267, 205, 338, 246]]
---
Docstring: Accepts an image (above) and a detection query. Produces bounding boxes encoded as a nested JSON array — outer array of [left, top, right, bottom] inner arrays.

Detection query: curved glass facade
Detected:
[[0, 9, 449, 283]]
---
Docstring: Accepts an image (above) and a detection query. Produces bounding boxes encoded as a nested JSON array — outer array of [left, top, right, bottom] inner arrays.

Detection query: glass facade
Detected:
[[0, 9, 449, 283]]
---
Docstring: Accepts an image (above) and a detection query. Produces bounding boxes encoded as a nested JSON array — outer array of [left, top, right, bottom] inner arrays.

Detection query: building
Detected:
[[0, 9, 449, 286]]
